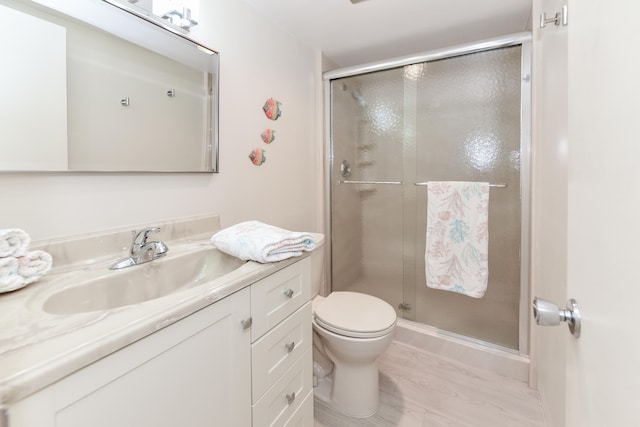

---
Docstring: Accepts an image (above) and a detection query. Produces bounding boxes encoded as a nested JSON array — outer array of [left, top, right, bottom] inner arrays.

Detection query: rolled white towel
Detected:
[[0, 229, 31, 258], [0, 257, 25, 293], [18, 250, 53, 277], [0, 257, 19, 278], [211, 221, 316, 263], [0, 275, 27, 293]]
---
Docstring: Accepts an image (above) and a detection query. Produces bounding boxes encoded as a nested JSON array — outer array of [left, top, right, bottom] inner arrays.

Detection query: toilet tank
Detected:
[[309, 233, 325, 298]]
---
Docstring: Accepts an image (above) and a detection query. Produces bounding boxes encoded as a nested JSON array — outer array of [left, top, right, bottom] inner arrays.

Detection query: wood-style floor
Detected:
[[314, 341, 547, 427]]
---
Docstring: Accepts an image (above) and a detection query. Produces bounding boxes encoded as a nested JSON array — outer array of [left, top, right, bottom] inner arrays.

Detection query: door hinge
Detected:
[[398, 303, 411, 311]]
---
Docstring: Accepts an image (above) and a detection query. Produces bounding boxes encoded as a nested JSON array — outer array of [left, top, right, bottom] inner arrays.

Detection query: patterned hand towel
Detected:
[[425, 181, 490, 298], [211, 221, 317, 263]]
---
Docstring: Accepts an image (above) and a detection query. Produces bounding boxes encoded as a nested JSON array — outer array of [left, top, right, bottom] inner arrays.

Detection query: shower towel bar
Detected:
[[414, 182, 507, 188], [337, 180, 404, 185]]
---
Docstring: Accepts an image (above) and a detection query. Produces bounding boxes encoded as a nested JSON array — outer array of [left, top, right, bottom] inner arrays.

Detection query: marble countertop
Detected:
[[0, 215, 301, 405]]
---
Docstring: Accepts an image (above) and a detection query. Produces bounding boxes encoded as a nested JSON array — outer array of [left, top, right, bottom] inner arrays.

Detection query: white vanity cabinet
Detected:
[[5, 257, 313, 427], [8, 286, 252, 427]]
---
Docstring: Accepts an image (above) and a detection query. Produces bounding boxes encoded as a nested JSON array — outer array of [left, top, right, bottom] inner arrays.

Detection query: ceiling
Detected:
[[243, 0, 532, 68]]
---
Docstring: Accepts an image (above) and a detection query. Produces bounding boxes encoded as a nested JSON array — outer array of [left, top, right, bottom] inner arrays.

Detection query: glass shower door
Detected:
[[330, 44, 524, 350], [412, 46, 522, 349], [330, 68, 406, 313]]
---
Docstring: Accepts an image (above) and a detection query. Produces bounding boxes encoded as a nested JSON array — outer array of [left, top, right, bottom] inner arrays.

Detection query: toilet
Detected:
[[309, 233, 397, 418]]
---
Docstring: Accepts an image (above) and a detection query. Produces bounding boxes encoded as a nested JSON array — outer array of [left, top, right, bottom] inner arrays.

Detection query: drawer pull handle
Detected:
[[240, 317, 252, 329], [284, 288, 294, 298], [285, 341, 296, 353], [286, 392, 296, 405]]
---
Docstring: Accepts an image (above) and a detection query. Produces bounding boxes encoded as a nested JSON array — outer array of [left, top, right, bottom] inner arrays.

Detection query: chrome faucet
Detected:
[[110, 227, 169, 270]]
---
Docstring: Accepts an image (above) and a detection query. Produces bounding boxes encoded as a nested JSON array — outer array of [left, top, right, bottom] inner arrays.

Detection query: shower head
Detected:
[[351, 90, 367, 107]]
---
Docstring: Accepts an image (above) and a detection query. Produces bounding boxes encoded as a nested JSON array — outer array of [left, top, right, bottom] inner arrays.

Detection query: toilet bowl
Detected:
[[309, 233, 397, 418]]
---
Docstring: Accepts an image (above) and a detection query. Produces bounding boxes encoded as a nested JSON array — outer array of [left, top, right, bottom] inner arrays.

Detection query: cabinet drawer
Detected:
[[251, 258, 311, 341], [252, 348, 312, 427], [252, 302, 312, 402], [282, 391, 313, 427]]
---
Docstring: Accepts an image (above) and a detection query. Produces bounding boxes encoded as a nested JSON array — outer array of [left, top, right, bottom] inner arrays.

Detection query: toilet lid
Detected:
[[314, 291, 396, 338]]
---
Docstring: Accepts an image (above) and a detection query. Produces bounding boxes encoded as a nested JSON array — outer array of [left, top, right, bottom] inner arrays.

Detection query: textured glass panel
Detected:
[[413, 46, 522, 349], [330, 71, 405, 312]]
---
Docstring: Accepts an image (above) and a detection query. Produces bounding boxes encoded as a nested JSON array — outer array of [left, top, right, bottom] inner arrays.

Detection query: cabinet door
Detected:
[[10, 288, 252, 427]]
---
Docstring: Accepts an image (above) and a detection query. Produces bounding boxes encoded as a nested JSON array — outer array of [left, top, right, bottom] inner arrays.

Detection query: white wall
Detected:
[[0, 0, 320, 241]]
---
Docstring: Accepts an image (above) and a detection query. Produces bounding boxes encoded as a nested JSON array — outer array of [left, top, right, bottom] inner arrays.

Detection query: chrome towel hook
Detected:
[[540, 5, 568, 28]]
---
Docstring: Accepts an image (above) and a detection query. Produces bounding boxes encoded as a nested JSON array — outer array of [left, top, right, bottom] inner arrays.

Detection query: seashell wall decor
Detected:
[[248, 147, 266, 166], [261, 129, 276, 144], [262, 98, 282, 120]]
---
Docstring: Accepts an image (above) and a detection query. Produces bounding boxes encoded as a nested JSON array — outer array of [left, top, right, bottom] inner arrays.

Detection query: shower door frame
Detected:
[[323, 32, 532, 355]]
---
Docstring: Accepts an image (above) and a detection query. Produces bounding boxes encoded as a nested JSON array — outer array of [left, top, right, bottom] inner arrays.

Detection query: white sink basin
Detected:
[[42, 248, 246, 314]]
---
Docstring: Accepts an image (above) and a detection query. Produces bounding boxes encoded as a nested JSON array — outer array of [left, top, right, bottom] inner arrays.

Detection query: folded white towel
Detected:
[[425, 181, 490, 298], [0, 229, 30, 258], [18, 250, 53, 277], [211, 220, 316, 263]]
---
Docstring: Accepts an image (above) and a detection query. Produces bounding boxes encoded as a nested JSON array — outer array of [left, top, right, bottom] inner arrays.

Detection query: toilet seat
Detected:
[[314, 291, 396, 339]]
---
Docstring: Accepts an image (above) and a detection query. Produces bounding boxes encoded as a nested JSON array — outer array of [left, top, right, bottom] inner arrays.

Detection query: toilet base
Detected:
[[312, 361, 380, 418]]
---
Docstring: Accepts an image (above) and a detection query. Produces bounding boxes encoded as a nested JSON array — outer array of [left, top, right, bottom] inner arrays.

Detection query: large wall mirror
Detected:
[[0, 0, 219, 172]]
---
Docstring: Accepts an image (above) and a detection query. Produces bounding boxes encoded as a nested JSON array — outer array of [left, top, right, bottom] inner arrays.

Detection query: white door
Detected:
[[565, 0, 640, 425]]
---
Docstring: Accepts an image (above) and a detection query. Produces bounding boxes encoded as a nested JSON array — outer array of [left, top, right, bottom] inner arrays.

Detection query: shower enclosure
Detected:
[[326, 34, 531, 352]]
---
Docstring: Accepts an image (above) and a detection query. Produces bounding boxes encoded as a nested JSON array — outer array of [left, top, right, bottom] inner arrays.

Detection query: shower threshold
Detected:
[[393, 318, 530, 383]]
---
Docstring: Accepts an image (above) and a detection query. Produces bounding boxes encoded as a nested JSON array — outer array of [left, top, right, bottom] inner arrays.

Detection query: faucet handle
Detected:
[[154, 240, 169, 257], [131, 227, 161, 250]]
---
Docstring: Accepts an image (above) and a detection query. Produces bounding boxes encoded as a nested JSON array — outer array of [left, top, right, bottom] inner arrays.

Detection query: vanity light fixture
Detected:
[[161, 7, 198, 30]]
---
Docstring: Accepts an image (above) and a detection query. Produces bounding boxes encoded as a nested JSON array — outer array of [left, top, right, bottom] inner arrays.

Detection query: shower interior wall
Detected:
[[330, 86, 364, 289]]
